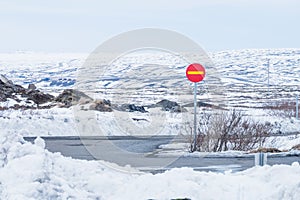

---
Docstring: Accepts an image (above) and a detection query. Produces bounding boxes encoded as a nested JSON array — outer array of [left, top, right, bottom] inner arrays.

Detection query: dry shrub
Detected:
[[187, 110, 272, 152]]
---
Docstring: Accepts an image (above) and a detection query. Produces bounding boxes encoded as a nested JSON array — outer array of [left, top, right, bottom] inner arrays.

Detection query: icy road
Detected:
[[24, 136, 300, 173]]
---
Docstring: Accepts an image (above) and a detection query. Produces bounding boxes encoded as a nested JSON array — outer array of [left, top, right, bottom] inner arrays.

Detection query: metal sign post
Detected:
[[193, 82, 197, 151], [186, 63, 206, 152]]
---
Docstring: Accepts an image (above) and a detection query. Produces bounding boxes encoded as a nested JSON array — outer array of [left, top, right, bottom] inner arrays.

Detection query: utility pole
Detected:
[[267, 58, 270, 95], [297, 94, 299, 120]]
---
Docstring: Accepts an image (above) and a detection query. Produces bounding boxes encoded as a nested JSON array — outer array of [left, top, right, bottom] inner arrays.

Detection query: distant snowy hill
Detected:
[[0, 49, 300, 106], [211, 48, 300, 86], [0, 48, 299, 106], [0, 53, 86, 93], [0, 49, 299, 90]]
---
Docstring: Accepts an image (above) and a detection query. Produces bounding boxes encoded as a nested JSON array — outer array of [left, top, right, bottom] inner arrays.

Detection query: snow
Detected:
[[0, 98, 19, 108], [210, 48, 300, 86], [1, 130, 300, 199], [0, 49, 299, 149], [158, 142, 300, 158], [0, 52, 86, 89], [0, 49, 300, 198], [0, 106, 184, 137], [1, 49, 299, 92], [266, 134, 300, 150], [0, 108, 79, 136]]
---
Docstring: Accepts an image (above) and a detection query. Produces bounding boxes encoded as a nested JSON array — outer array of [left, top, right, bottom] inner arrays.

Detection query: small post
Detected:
[[193, 82, 197, 152], [255, 152, 267, 166], [255, 133, 267, 166], [259, 152, 264, 166], [296, 94, 299, 120]]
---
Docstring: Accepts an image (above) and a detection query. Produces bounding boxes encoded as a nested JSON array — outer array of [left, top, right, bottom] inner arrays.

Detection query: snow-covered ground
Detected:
[[0, 49, 299, 142], [1, 49, 300, 199], [0, 107, 183, 137], [157, 141, 300, 158], [1, 131, 300, 200]]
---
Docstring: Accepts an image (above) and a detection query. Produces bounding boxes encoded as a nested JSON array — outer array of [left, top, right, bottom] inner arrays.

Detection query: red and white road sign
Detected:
[[186, 63, 206, 83]]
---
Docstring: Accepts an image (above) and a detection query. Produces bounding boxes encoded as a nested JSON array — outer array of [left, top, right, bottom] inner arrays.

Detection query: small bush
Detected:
[[187, 110, 272, 152]]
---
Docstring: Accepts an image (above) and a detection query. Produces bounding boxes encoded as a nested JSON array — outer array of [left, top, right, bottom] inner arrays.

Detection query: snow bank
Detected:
[[1, 131, 300, 200], [0, 107, 182, 137], [266, 134, 300, 150], [0, 108, 79, 136]]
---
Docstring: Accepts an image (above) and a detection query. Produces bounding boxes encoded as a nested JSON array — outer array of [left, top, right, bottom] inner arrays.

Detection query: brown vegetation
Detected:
[[187, 110, 272, 152]]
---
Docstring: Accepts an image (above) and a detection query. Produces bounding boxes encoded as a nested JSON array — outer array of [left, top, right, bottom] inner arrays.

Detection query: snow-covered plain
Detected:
[[1, 131, 300, 200]]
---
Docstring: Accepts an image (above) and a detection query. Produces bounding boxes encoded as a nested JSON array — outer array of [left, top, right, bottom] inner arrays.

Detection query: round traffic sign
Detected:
[[186, 63, 206, 83]]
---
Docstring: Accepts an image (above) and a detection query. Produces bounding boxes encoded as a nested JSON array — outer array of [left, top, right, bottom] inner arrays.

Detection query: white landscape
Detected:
[[1, 49, 300, 199]]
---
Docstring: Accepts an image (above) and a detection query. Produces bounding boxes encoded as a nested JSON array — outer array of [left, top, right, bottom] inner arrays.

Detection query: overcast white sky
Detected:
[[0, 0, 299, 52]]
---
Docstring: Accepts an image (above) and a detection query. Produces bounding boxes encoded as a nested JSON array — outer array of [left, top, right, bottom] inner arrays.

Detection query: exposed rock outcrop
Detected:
[[149, 99, 184, 112], [89, 99, 112, 112], [183, 101, 226, 110], [1, 75, 225, 114], [28, 83, 37, 90], [113, 104, 147, 113], [55, 89, 112, 112], [25, 89, 54, 105], [0, 75, 114, 112], [55, 89, 93, 108], [0, 74, 54, 105], [0, 75, 25, 102]]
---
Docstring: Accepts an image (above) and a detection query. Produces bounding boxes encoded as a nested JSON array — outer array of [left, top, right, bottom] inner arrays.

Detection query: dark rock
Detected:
[[89, 99, 112, 112], [183, 101, 211, 107], [152, 99, 184, 112], [132, 118, 149, 122], [55, 89, 93, 108], [28, 83, 37, 90], [114, 104, 147, 113], [128, 104, 147, 113], [103, 99, 111, 106], [0, 74, 54, 106], [26, 90, 54, 105], [0, 75, 26, 102], [183, 101, 226, 110], [0, 74, 13, 85]]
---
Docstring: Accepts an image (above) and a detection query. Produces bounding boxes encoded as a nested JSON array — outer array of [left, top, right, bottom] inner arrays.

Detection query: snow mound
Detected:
[[1, 131, 300, 199]]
